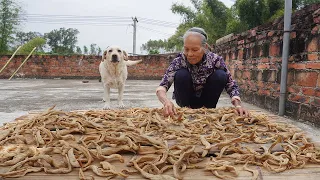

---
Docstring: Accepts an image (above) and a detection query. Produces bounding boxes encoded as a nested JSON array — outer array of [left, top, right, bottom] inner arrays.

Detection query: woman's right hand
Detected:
[[163, 100, 176, 117]]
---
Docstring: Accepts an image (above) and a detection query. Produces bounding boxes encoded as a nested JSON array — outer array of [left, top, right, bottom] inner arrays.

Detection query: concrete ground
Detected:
[[1, 79, 319, 142]]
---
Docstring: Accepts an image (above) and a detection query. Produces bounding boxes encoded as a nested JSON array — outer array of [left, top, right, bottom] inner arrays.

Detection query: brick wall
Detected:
[[215, 4, 320, 126], [127, 54, 174, 79], [0, 55, 101, 79], [0, 54, 174, 80]]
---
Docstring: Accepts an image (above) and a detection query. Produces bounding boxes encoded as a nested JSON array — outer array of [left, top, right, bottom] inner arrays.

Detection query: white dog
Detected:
[[99, 46, 142, 109]]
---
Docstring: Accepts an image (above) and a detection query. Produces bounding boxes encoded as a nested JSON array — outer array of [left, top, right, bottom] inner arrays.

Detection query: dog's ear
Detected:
[[102, 50, 107, 62], [123, 50, 128, 61]]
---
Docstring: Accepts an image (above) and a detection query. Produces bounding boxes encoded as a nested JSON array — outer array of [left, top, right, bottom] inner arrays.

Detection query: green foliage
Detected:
[[171, 3, 196, 23], [0, 1, 113, 56], [85, 43, 102, 55], [268, 9, 285, 22], [149, 49, 160, 55], [141, 39, 165, 51], [83, 45, 88, 55], [142, 39, 174, 54], [44, 27, 79, 54], [90, 43, 97, 55], [142, 0, 232, 52], [0, 0, 22, 54], [3, 0, 319, 56], [234, 0, 319, 29], [97, 47, 102, 56], [226, 18, 249, 35], [17, 37, 46, 55], [142, 0, 320, 54], [204, 0, 229, 41], [293, 0, 320, 9], [76, 46, 82, 54], [225, 3, 248, 34], [166, 24, 191, 51], [235, 0, 269, 29], [15, 31, 43, 46]]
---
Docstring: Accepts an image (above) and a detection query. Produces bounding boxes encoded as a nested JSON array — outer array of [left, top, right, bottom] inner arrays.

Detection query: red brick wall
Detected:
[[0, 54, 175, 80], [0, 55, 100, 79], [215, 4, 320, 126], [127, 54, 175, 79]]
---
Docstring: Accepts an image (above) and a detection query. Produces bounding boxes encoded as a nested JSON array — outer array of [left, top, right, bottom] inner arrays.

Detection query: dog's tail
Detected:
[[125, 60, 142, 66]]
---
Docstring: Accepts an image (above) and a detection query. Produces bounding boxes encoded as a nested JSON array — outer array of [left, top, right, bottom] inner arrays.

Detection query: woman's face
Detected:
[[183, 34, 206, 65]]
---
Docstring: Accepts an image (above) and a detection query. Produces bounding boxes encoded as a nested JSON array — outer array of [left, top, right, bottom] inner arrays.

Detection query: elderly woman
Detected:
[[156, 27, 249, 117]]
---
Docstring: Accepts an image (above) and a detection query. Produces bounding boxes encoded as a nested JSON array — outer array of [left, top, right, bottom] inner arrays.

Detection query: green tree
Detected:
[[171, 1, 197, 23], [15, 31, 43, 46], [97, 47, 102, 56], [204, 0, 230, 41], [165, 24, 190, 52], [235, 0, 270, 29], [293, 0, 320, 9], [225, 5, 249, 34], [167, 2, 200, 51], [149, 49, 160, 55], [44, 27, 79, 54], [141, 39, 166, 52], [76, 46, 82, 54], [168, 0, 231, 49], [90, 43, 97, 55], [234, 0, 320, 30], [142, 0, 320, 54], [83, 45, 88, 55], [17, 37, 46, 55], [142, 0, 232, 52], [0, 0, 22, 54]]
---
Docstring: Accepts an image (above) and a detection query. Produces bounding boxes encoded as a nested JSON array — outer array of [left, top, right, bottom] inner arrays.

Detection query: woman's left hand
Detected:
[[235, 106, 250, 117]]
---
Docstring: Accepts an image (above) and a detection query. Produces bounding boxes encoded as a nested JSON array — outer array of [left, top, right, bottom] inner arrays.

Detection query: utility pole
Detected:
[[132, 17, 138, 55], [279, 0, 292, 116]]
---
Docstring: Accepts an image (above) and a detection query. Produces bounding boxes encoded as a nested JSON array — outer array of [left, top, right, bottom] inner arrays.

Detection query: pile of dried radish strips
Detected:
[[0, 106, 319, 180]]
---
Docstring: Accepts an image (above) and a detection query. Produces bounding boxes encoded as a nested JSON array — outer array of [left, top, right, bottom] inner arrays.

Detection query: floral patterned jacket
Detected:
[[159, 52, 241, 103]]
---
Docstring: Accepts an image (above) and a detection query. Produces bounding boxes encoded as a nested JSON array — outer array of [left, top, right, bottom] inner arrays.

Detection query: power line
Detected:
[[139, 21, 177, 28], [21, 13, 132, 19], [19, 13, 180, 28], [22, 14, 180, 25], [17, 13, 177, 48], [139, 26, 174, 36], [19, 19, 177, 28], [19, 19, 132, 24], [138, 17, 179, 25], [21, 18, 132, 22], [18, 18, 131, 26], [19, 21, 131, 26]]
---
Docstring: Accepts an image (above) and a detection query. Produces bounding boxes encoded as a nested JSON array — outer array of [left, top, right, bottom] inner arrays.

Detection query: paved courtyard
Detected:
[[0, 79, 319, 142]]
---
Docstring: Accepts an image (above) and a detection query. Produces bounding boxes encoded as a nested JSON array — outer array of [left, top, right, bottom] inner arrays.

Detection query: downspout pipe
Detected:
[[279, 0, 292, 116]]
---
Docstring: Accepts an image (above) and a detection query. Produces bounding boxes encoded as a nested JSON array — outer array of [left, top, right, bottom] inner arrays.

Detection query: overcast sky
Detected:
[[18, 0, 235, 54]]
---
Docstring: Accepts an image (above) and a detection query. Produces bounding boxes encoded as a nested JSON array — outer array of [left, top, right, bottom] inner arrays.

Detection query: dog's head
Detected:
[[102, 46, 128, 63]]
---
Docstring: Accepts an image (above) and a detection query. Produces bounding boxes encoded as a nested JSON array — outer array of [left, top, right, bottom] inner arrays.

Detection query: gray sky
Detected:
[[18, 0, 235, 54]]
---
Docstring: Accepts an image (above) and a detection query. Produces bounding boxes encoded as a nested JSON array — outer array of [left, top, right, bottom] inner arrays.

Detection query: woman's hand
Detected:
[[235, 105, 250, 117], [163, 100, 177, 117], [156, 86, 177, 117]]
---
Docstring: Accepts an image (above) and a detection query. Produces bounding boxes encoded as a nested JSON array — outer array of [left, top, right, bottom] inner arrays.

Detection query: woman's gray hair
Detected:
[[183, 27, 208, 47]]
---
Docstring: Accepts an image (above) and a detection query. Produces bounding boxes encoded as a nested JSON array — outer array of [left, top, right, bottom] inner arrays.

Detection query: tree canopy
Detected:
[[141, 0, 320, 53]]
